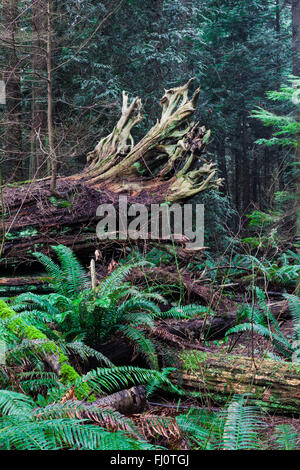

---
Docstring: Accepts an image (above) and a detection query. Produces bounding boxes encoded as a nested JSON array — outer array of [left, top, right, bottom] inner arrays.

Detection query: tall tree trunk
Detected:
[[242, 103, 250, 211], [47, 0, 57, 192], [293, 0, 300, 76], [275, 0, 281, 75], [217, 141, 228, 196], [264, 148, 270, 208], [252, 151, 258, 204], [234, 149, 240, 212], [30, 0, 47, 179], [1, 0, 23, 181]]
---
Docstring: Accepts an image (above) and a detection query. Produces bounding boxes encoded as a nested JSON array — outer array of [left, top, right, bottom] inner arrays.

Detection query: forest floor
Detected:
[[144, 321, 299, 449], [1, 240, 299, 450]]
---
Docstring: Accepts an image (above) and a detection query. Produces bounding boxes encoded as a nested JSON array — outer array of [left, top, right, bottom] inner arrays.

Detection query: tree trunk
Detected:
[[91, 385, 146, 415], [176, 350, 300, 414], [30, 0, 48, 179], [234, 149, 240, 212], [217, 141, 228, 196], [242, 101, 250, 211], [47, 0, 57, 192], [293, 0, 300, 76], [1, 0, 23, 181]]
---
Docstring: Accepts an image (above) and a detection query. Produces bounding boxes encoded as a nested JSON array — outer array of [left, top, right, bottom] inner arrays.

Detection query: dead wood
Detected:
[[175, 350, 300, 415], [91, 385, 146, 415]]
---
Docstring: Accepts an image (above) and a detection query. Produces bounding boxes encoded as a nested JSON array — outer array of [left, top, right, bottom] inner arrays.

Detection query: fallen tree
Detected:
[[91, 385, 146, 415], [175, 350, 300, 414], [0, 79, 221, 268], [96, 299, 291, 367]]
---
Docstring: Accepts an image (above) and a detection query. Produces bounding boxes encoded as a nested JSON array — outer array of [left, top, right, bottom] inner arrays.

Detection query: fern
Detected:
[[273, 424, 299, 450], [52, 245, 89, 297], [97, 262, 146, 299], [226, 323, 292, 358], [284, 294, 300, 340], [0, 390, 161, 450], [65, 365, 173, 398], [226, 287, 299, 360], [161, 305, 211, 319], [176, 408, 223, 450], [222, 395, 262, 450], [33, 245, 89, 297], [15, 248, 208, 366]]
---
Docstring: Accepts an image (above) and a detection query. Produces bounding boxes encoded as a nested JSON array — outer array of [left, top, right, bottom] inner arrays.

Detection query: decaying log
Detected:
[[0, 275, 52, 295], [92, 300, 292, 370], [161, 299, 291, 341], [152, 299, 289, 344], [175, 350, 300, 414], [1, 79, 221, 268], [91, 385, 146, 415], [160, 316, 236, 341], [83, 78, 222, 199], [266, 300, 291, 319]]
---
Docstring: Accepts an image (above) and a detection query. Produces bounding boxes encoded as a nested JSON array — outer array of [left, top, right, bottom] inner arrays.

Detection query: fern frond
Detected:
[[0, 390, 160, 450], [177, 408, 223, 450], [284, 294, 300, 342], [226, 323, 292, 358], [52, 245, 89, 296], [118, 324, 158, 368], [65, 341, 114, 367], [273, 424, 299, 450], [33, 251, 65, 294], [20, 372, 58, 394], [62, 366, 173, 398], [97, 262, 146, 298], [160, 305, 211, 319], [222, 395, 262, 450], [117, 298, 161, 317], [0, 389, 35, 416]]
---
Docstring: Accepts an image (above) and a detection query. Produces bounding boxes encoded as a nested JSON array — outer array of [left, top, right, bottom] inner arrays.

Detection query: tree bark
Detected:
[[242, 101, 250, 211], [293, 0, 300, 76], [91, 385, 146, 415], [30, 0, 48, 179], [47, 0, 57, 192], [1, 0, 23, 181]]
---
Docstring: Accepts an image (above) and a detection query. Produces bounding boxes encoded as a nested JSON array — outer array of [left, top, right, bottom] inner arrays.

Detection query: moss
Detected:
[[0, 299, 87, 396], [5, 179, 32, 187], [60, 363, 80, 384], [179, 349, 300, 414], [58, 352, 69, 364], [181, 351, 208, 370]]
